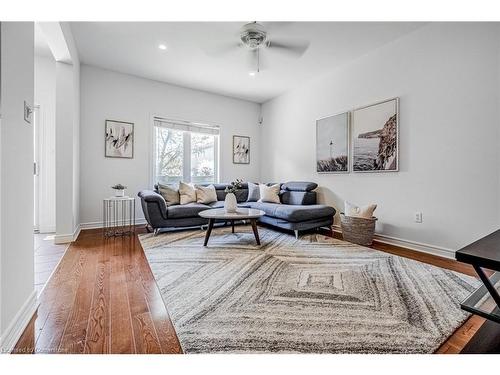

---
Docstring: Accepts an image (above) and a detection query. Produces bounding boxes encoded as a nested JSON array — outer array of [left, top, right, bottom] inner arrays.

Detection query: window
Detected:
[[153, 118, 219, 185]]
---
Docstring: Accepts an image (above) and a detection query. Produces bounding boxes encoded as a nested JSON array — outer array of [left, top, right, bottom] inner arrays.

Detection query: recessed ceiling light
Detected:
[[158, 44, 167, 50], [248, 71, 256, 77]]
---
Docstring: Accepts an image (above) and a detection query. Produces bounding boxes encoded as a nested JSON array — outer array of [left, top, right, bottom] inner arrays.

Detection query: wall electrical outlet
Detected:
[[414, 212, 423, 223]]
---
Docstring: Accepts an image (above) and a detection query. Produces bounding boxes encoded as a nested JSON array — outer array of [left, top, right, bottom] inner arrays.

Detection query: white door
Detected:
[[33, 105, 40, 232]]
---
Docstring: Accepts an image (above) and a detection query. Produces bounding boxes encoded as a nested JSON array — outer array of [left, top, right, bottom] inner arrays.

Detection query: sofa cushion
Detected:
[[213, 185, 249, 202], [281, 181, 318, 192], [179, 182, 197, 204], [248, 202, 335, 222], [208, 201, 225, 208], [167, 203, 210, 219], [195, 184, 217, 204], [246, 182, 260, 202], [259, 183, 281, 203], [157, 183, 180, 206], [280, 190, 317, 205]]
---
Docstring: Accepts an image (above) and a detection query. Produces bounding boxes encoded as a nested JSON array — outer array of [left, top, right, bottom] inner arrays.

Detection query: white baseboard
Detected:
[[332, 225, 455, 260], [80, 218, 147, 230], [38, 225, 56, 234], [0, 290, 39, 353], [54, 224, 81, 244]]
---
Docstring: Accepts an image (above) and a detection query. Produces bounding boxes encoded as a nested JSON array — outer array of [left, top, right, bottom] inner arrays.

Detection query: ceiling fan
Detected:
[[205, 22, 310, 75]]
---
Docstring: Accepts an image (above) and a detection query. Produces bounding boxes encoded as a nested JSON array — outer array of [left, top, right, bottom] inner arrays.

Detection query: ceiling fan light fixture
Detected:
[[158, 43, 167, 50], [240, 22, 267, 50]]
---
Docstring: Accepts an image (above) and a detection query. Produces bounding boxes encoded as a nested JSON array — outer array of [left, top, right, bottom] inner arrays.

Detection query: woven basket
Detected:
[[340, 213, 377, 246]]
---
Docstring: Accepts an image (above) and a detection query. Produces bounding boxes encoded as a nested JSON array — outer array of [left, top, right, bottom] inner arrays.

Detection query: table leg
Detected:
[[250, 219, 260, 245], [204, 218, 214, 246], [474, 265, 500, 308], [232, 220, 235, 233]]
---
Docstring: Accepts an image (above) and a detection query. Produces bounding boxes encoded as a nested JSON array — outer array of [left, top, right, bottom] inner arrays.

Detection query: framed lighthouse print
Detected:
[[316, 111, 349, 173]]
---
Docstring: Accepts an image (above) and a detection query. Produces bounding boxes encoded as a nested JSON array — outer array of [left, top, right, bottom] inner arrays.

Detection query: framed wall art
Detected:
[[233, 135, 250, 164], [316, 112, 349, 173], [105, 120, 134, 158], [352, 98, 399, 172]]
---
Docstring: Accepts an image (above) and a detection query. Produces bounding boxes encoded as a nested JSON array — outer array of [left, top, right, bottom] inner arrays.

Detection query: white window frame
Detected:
[[151, 116, 220, 187]]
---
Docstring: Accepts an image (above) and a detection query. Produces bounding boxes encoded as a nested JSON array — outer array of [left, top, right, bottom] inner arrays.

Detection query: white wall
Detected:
[[34, 54, 56, 233], [261, 23, 500, 253], [55, 62, 78, 240], [52, 22, 81, 243], [0, 22, 37, 351], [80, 65, 261, 226]]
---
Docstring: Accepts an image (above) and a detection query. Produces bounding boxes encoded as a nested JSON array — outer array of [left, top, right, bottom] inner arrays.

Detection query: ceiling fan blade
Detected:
[[267, 39, 310, 57], [261, 22, 295, 32], [202, 41, 241, 57]]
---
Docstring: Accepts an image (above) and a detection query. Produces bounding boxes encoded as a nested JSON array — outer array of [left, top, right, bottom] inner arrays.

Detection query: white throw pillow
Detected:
[[179, 181, 197, 205], [258, 184, 281, 204], [195, 184, 217, 204], [157, 183, 180, 206], [344, 201, 377, 219]]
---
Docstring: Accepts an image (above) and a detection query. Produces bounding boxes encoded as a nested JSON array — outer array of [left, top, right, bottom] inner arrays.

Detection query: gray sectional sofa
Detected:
[[138, 181, 335, 238]]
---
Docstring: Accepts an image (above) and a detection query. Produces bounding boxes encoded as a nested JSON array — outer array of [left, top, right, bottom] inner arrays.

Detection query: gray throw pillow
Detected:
[[157, 182, 180, 206], [246, 182, 260, 202]]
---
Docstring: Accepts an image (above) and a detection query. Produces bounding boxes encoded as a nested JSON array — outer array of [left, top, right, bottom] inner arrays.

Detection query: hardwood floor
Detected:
[[14, 226, 486, 354], [34, 233, 68, 296], [15, 227, 181, 354]]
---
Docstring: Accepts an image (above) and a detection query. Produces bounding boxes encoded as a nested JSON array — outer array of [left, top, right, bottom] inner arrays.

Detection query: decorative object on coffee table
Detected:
[[111, 183, 127, 197], [103, 197, 136, 237], [199, 208, 265, 246], [105, 119, 134, 158], [233, 135, 250, 164], [224, 179, 243, 213]]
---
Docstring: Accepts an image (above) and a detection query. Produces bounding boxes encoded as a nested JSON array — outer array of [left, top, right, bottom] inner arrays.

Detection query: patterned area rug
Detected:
[[139, 226, 479, 353]]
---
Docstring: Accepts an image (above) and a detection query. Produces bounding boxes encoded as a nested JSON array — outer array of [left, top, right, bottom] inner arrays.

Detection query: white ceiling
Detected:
[[70, 22, 425, 103]]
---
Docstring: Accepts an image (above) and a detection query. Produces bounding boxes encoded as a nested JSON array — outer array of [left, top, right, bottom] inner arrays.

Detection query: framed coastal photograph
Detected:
[[105, 120, 134, 158], [316, 112, 349, 173], [233, 135, 250, 164], [352, 98, 399, 172]]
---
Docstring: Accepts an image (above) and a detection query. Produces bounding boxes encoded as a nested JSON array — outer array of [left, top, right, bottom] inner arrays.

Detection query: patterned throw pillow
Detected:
[[344, 201, 377, 219], [258, 183, 281, 204], [195, 185, 217, 204], [157, 183, 180, 206], [179, 181, 197, 205]]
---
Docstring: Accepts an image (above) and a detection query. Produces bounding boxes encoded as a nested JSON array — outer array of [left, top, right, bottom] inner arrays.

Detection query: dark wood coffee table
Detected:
[[199, 208, 265, 246], [455, 229, 500, 353]]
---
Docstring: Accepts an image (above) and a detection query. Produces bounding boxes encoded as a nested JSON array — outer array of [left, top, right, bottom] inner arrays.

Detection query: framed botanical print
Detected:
[[105, 120, 134, 158], [316, 111, 350, 173], [352, 98, 399, 172], [233, 135, 250, 164]]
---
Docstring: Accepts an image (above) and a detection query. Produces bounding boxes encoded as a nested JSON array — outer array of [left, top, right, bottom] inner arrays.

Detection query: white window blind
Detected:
[[154, 118, 220, 135]]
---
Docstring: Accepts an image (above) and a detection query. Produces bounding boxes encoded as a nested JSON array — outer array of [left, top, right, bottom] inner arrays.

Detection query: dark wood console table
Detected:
[[455, 229, 500, 353]]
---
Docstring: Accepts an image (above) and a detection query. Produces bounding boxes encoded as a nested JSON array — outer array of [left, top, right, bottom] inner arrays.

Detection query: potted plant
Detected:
[[224, 179, 243, 213], [111, 183, 127, 197]]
